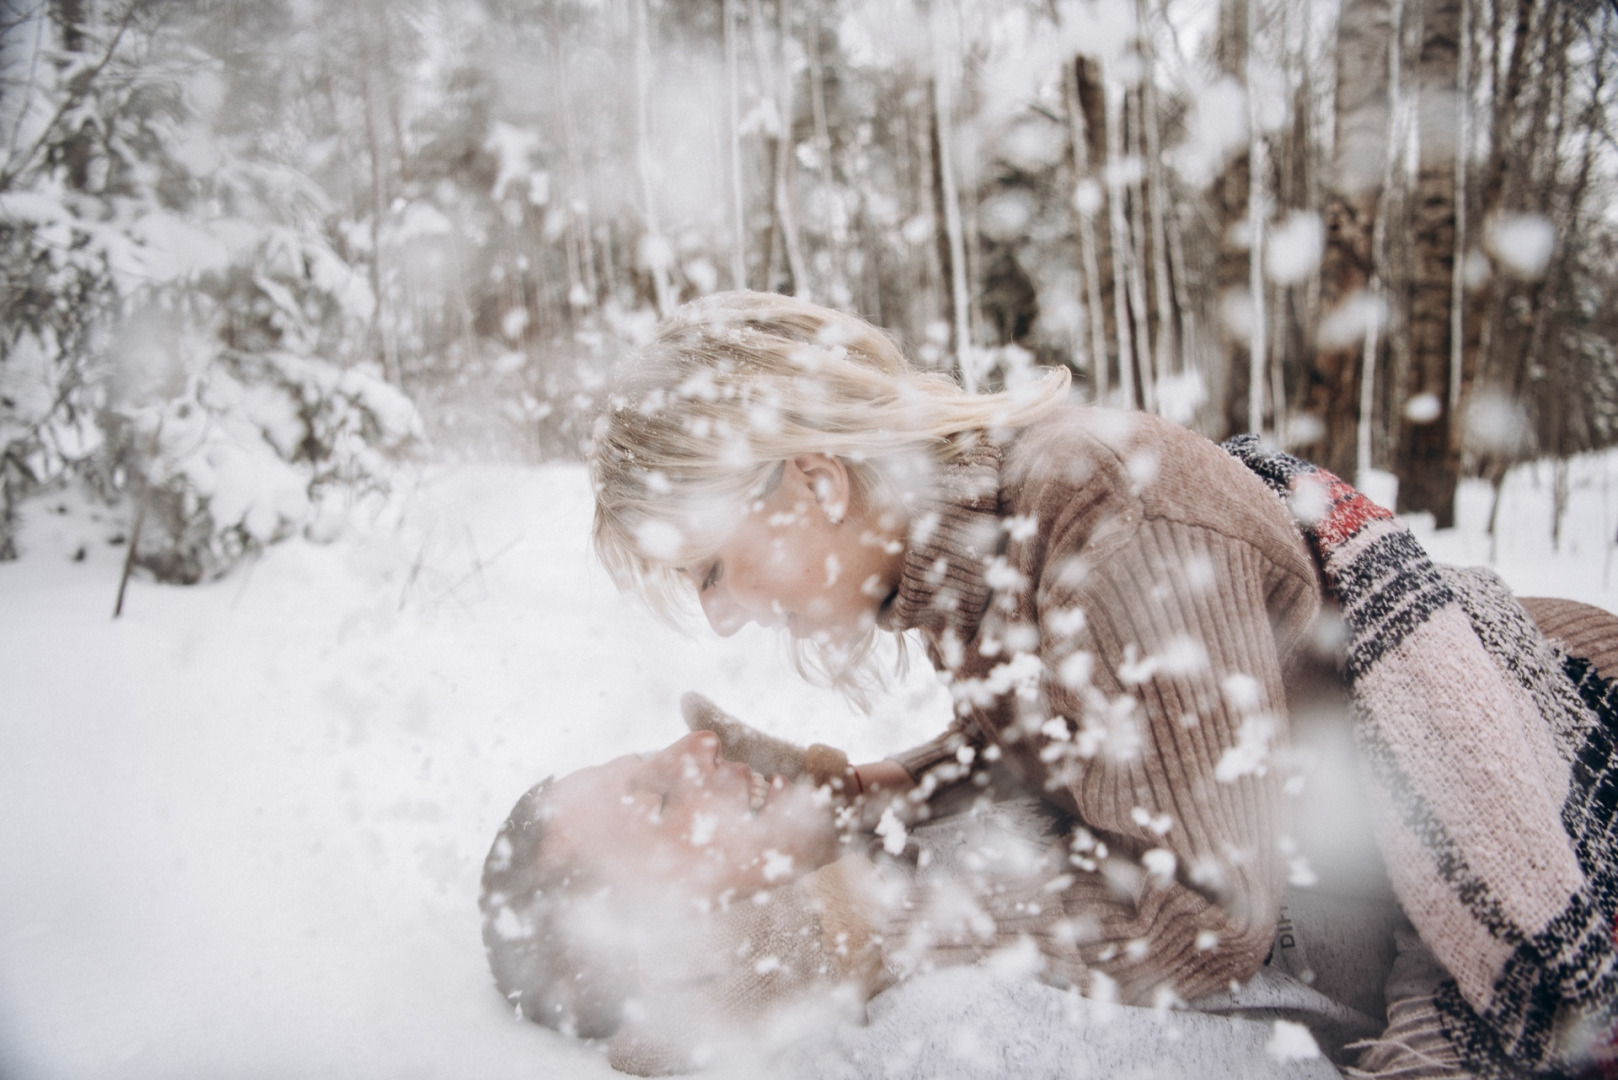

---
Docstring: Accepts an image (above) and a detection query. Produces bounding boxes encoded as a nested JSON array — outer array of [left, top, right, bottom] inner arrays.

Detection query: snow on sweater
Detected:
[[878, 404, 1322, 1005]]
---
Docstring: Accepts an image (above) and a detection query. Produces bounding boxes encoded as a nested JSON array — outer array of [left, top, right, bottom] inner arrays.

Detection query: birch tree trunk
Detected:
[[1126, 83, 1156, 413], [1359, 0, 1408, 481], [1448, 0, 1471, 418], [632, 0, 674, 316], [756, 0, 809, 298], [724, 0, 747, 290], [1397, 0, 1463, 525], [361, 34, 400, 384], [1245, 0, 1268, 434], [930, 1, 973, 389], [1065, 56, 1110, 402], [554, 25, 599, 312], [1309, 0, 1394, 478], [1139, 1, 1177, 394], [1465, 0, 1535, 409], [1210, 0, 1250, 436], [807, 4, 848, 305], [1103, 71, 1136, 409]]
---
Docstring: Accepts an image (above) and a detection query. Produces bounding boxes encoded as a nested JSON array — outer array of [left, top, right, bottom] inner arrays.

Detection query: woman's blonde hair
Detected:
[[589, 290, 1070, 697]]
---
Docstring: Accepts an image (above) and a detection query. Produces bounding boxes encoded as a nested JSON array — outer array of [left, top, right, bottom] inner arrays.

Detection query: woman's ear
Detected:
[[792, 454, 849, 525]]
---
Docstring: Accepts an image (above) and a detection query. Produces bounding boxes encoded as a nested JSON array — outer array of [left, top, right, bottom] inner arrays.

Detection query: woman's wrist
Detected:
[[852, 759, 913, 795]]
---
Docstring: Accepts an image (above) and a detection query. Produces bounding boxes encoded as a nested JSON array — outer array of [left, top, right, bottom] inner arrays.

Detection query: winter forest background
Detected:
[[2, 0, 1616, 574], [3, 0, 1618, 1076]]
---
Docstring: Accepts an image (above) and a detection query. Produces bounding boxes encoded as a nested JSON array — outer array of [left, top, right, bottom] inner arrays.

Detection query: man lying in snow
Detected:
[[476, 694, 1349, 1077], [480, 588, 1618, 1078]]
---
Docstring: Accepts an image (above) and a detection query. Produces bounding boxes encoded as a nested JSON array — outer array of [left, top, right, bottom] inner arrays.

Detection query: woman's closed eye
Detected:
[[700, 561, 722, 592]]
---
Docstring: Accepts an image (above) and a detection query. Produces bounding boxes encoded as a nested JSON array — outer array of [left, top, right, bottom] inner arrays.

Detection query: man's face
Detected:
[[543, 731, 839, 903]]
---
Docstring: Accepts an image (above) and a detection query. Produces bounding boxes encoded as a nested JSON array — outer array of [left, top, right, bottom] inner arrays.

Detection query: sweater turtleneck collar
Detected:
[[878, 433, 1004, 651]]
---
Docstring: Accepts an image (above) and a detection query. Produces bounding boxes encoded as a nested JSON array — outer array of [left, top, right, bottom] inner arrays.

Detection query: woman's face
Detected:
[[684, 455, 907, 644], [544, 730, 839, 902]]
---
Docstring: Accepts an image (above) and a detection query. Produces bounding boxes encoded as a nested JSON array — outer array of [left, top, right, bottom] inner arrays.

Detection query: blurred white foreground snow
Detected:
[[2, 451, 1616, 1079]]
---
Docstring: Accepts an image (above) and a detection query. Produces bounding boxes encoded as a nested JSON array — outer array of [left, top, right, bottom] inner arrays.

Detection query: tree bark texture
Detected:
[[1397, 0, 1463, 526], [1308, 0, 1394, 480]]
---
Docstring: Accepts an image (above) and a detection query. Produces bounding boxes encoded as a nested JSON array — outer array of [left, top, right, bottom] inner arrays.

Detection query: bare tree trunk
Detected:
[[1066, 56, 1110, 401], [1552, 457, 1568, 550], [1359, 0, 1409, 480], [632, 0, 673, 315], [1448, 0, 1471, 417], [1520, 4, 1579, 461], [724, 0, 747, 290], [1398, 0, 1463, 526], [553, 25, 597, 312], [1357, 295, 1379, 478], [361, 40, 399, 384], [1466, 0, 1536, 400], [1298, 1, 1323, 419], [598, 222, 618, 297], [1209, 0, 1251, 437], [1103, 71, 1136, 409], [1126, 84, 1156, 413], [1, 4, 47, 170], [930, 2, 973, 388], [1166, 203, 1200, 411], [1310, 0, 1394, 478], [559, 16, 605, 310], [1245, 0, 1268, 434], [1140, 0, 1177, 392], [756, 0, 808, 298], [373, 4, 410, 186], [807, 4, 849, 306], [911, 87, 945, 337], [550, 26, 588, 312]]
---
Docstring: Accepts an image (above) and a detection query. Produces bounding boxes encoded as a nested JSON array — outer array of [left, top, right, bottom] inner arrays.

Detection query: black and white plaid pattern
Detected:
[[1224, 435, 1618, 1078]]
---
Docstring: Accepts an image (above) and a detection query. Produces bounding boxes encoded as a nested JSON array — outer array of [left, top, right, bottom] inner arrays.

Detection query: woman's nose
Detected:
[[698, 587, 749, 637]]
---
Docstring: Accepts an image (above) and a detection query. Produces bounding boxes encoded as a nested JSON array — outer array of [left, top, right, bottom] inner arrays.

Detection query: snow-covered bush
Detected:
[[0, 3, 423, 578], [128, 352, 420, 583]]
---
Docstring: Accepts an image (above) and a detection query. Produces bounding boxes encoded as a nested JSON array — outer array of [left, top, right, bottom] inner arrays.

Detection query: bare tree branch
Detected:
[[0, 0, 138, 192]]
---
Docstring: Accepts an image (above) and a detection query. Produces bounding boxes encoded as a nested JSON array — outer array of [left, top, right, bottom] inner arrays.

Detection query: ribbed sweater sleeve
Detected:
[[878, 407, 1321, 1006]]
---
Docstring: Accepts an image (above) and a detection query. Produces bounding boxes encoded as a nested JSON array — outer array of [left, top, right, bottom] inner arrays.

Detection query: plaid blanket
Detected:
[[1223, 436, 1618, 1078]]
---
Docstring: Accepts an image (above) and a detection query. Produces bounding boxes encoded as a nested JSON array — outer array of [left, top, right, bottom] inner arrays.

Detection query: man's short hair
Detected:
[[477, 778, 632, 1038]]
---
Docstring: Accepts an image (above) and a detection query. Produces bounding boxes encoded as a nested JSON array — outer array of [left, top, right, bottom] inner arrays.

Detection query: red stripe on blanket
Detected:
[[1312, 472, 1395, 549]]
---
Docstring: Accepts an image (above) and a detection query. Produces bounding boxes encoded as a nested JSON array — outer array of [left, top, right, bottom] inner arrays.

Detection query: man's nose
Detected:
[[662, 730, 720, 779]]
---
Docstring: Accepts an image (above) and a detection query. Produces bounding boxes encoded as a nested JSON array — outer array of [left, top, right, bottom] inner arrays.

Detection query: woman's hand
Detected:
[[680, 691, 845, 784], [680, 692, 915, 827]]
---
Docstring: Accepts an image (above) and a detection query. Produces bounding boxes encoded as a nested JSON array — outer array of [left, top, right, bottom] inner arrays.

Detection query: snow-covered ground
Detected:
[[2, 451, 1616, 1079]]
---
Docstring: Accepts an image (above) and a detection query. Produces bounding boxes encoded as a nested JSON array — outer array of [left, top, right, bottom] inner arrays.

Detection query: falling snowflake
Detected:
[[1267, 1020, 1320, 1061]]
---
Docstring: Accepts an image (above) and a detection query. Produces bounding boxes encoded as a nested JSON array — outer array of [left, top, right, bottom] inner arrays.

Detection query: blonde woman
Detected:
[[573, 290, 1618, 1077], [590, 288, 1318, 997]]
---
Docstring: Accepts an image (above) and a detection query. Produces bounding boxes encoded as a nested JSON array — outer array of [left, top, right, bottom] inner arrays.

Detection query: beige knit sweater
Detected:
[[608, 405, 1327, 1071], [602, 412, 1618, 1077], [876, 404, 1322, 1004]]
